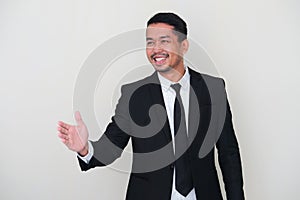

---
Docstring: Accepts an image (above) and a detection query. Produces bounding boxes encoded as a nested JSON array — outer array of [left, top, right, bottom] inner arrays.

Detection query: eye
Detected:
[[161, 39, 171, 45], [146, 41, 154, 47]]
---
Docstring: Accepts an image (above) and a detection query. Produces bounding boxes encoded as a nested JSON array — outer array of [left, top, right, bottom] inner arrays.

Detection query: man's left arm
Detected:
[[216, 81, 245, 200]]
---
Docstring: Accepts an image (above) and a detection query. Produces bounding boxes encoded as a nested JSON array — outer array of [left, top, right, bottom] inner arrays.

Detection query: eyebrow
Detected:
[[146, 35, 171, 41], [160, 35, 171, 39]]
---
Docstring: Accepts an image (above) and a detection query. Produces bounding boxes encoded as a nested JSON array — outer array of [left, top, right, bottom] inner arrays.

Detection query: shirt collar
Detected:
[[157, 67, 190, 92]]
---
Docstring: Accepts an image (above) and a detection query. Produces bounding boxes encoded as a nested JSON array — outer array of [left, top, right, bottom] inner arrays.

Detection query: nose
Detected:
[[152, 42, 162, 53]]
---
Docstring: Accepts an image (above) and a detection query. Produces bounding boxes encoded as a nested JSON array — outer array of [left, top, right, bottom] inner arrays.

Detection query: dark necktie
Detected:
[[171, 83, 193, 197]]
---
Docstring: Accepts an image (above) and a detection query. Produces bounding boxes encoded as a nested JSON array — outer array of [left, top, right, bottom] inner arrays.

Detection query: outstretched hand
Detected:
[[57, 111, 89, 156]]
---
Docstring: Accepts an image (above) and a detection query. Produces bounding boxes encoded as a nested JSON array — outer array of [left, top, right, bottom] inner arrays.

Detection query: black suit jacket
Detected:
[[78, 68, 244, 200]]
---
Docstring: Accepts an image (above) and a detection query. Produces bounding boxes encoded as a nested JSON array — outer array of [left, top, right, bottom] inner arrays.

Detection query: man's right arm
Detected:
[[76, 85, 132, 171]]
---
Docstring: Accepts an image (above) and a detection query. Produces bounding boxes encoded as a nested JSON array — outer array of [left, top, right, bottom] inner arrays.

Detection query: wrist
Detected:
[[78, 143, 88, 157]]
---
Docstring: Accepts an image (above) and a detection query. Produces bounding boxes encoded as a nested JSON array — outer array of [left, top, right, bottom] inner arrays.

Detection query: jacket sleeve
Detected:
[[78, 85, 131, 171], [216, 80, 245, 200]]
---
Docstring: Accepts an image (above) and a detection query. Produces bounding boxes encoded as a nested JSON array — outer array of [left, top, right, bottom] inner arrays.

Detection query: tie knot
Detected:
[[171, 83, 182, 94]]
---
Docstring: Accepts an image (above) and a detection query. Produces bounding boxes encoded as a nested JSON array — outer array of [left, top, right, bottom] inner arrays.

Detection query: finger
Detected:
[[57, 121, 70, 130], [61, 138, 68, 144], [58, 133, 68, 140], [57, 126, 68, 135], [74, 111, 83, 125]]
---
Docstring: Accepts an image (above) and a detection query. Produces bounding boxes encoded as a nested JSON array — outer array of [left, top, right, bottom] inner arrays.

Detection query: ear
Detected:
[[181, 39, 189, 54]]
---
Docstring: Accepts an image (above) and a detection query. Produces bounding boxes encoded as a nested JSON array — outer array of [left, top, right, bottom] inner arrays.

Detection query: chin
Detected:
[[153, 65, 172, 73]]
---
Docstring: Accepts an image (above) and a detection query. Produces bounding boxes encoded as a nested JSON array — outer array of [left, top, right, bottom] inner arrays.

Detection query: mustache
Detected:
[[151, 53, 169, 59]]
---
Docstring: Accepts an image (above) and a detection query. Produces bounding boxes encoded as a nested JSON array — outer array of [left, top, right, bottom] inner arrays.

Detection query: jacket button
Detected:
[[170, 164, 174, 169]]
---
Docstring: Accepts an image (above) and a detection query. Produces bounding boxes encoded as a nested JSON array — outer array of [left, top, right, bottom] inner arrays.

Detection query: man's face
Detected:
[[146, 23, 188, 73]]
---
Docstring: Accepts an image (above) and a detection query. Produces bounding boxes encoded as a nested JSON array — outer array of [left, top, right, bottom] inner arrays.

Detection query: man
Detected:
[[58, 12, 245, 200]]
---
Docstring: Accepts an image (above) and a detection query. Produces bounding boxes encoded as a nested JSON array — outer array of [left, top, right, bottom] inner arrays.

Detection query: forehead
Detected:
[[146, 23, 176, 39]]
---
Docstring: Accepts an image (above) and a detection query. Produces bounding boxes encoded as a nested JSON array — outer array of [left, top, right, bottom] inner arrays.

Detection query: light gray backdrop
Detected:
[[1, 0, 299, 199]]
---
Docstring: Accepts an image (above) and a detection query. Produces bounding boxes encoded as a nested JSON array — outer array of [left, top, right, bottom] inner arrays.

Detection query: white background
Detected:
[[1, 0, 299, 199]]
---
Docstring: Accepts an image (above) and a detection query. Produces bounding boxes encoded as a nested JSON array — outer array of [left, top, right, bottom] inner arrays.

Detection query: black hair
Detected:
[[147, 12, 187, 41]]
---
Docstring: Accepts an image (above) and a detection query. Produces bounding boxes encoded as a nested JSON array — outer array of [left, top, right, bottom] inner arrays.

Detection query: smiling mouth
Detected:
[[151, 54, 169, 65]]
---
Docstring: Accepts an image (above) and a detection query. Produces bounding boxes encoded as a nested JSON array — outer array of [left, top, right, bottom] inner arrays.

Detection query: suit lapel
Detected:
[[147, 72, 173, 143], [146, 68, 210, 146], [188, 68, 202, 143]]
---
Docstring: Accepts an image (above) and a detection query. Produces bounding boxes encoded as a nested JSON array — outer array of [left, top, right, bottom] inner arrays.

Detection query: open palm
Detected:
[[57, 111, 89, 155]]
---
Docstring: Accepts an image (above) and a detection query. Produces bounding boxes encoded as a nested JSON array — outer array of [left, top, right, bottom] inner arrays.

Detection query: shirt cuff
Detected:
[[77, 141, 94, 164]]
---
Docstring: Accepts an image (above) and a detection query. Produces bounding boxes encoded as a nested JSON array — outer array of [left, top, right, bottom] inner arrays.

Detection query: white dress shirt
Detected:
[[79, 68, 197, 200], [157, 68, 197, 200]]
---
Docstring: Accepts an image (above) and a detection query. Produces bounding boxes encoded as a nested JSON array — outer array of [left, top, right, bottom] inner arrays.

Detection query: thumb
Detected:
[[74, 111, 83, 125]]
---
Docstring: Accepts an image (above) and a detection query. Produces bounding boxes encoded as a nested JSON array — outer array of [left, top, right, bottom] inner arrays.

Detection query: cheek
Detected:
[[169, 52, 182, 63], [164, 45, 179, 55], [146, 49, 151, 56], [169, 47, 182, 58], [146, 49, 153, 61]]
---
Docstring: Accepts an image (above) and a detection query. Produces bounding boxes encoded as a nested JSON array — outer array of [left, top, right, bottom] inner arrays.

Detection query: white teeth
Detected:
[[155, 57, 165, 62]]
